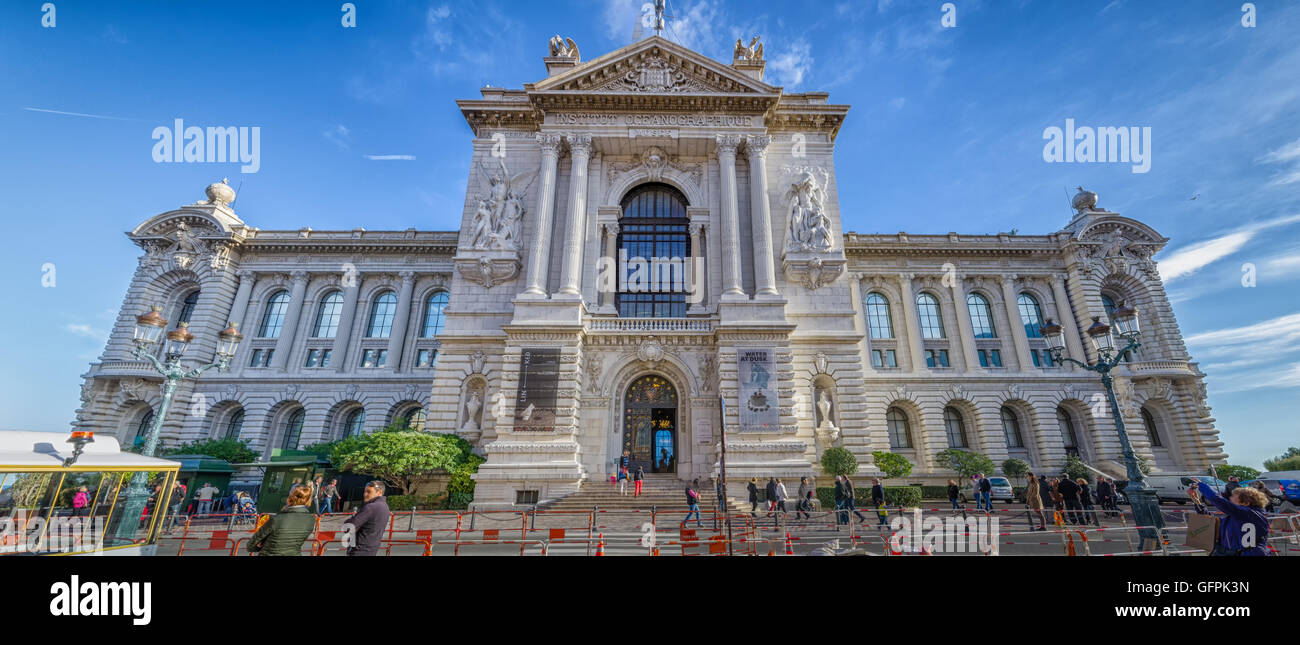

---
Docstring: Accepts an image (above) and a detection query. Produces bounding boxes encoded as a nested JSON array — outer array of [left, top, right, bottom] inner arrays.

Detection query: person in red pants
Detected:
[[633, 466, 644, 497]]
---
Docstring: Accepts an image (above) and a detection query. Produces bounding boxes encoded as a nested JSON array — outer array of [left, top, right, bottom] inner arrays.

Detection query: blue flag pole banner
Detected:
[[737, 349, 778, 432], [514, 348, 560, 431]]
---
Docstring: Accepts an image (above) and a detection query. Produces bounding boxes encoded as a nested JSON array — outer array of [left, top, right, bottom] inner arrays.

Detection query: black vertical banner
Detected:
[[514, 348, 560, 431]]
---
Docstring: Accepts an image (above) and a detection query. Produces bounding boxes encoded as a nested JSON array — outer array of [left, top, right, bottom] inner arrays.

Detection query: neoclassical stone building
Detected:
[[76, 35, 1223, 506]]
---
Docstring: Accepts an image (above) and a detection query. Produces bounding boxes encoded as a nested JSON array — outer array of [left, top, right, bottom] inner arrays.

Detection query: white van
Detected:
[[1144, 474, 1226, 504]]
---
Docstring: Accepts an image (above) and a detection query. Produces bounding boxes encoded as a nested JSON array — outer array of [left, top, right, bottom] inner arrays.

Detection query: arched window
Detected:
[[259, 290, 291, 338], [281, 409, 305, 450], [1141, 407, 1163, 448], [224, 409, 244, 440], [1018, 293, 1045, 338], [178, 290, 201, 325], [864, 293, 893, 339], [343, 408, 366, 438], [133, 409, 155, 449], [366, 291, 398, 338], [916, 293, 945, 339], [966, 293, 996, 338], [396, 407, 427, 432], [886, 407, 913, 449], [943, 406, 969, 448], [313, 291, 345, 338], [616, 183, 691, 318], [1000, 406, 1025, 449], [1057, 407, 1079, 456], [422, 292, 449, 337]]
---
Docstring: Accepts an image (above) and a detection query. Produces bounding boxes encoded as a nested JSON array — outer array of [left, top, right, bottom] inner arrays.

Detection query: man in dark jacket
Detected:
[[1056, 476, 1082, 525], [1095, 476, 1114, 517], [833, 476, 847, 525], [1224, 476, 1240, 497], [842, 477, 868, 523], [1037, 475, 1054, 510], [765, 478, 778, 517], [977, 474, 993, 511], [344, 481, 391, 556], [870, 478, 887, 526]]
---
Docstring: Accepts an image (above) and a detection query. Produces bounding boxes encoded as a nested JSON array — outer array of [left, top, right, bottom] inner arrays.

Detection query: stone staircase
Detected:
[[537, 474, 751, 515]]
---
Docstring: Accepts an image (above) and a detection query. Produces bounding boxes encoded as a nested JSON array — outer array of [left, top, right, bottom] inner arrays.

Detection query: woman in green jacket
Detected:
[[247, 485, 317, 556]]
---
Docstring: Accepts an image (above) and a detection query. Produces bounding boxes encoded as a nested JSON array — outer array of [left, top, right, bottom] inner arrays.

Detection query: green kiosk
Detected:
[[167, 454, 236, 514], [233, 450, 333, 512]]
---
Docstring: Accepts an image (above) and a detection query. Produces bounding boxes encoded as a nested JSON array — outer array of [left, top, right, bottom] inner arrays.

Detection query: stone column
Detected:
[[745, 135, 778, 297], [716, 134, 746, 298], [1000, 274, 1034, 371], [1048, 274, 1087, 365], [271, 271, 309, 370], [228, 270, 257, 331], [687, 221, 708, 314], [601, 222, 620, 309], [948, 274, 981, 371], [521, 133, 564, 298], [331, 276, 362, 373], [558, 133, 592, 297], [848, 274, 876, 375], [897, 273, 926, 373], [386, 271, 417, 371]]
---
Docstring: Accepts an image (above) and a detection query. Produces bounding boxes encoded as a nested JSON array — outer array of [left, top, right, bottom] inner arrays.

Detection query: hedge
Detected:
[[816, 485, 923, 509]]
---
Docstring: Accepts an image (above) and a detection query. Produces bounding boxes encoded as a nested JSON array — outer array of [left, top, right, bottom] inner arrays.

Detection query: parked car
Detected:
[[1241, 478, 1300, 503], [1137, 474, 1225, 504], [986, 476, 1015, 503]]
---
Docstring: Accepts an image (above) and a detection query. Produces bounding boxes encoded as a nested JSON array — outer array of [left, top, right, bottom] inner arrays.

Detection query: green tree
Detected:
[[1062, 454, 1090, 481], [820, 447, 858, 478], [326, 425, 474, 495], [1002, 458, 1031, 480], [1213, 465, 1259, 481], [1264, 447, 1300, 472], [936, 449, 995, 480], [1135, 453, 1153, 476], [870, 451, 913, 479], [163, 437, 257, 464]]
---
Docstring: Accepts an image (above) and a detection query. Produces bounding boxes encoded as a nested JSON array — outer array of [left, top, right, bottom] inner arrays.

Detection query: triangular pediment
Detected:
[[530, 36, 779, 96]]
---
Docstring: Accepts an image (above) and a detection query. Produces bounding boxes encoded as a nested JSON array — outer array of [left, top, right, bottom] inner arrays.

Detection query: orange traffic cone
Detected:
[[651, 545, 660, 556], [595, 533, 605, 556], [784, 532, 794, 555]]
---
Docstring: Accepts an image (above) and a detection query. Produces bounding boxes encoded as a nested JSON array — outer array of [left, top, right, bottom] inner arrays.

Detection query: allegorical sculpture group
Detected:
[[785, 171, 833, 252]]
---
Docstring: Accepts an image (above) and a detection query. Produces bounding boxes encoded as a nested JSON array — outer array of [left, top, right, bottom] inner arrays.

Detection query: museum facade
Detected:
[[76, 36, 1224, 508]]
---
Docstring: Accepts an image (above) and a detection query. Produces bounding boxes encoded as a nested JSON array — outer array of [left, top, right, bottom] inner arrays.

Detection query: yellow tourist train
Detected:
[[0, 430, 179, 556]]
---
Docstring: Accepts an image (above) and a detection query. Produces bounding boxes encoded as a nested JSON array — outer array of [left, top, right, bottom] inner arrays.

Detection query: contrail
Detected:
[[364, 154, 417, 161], [23, 107, 144, 121]]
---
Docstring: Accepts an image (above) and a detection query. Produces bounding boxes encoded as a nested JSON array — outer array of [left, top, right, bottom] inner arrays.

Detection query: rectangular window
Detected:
[[417, 349, 432, 368], [871, 350, 883, 368], [376, 349, 387, 367], [925, 350, 936, 368], [360, 350, 377, 368], [320, 349, 332, 368], [885, 350, 897, 367], [978, 350, 988, 368], [305, 349, 320, 368], [515, 490, 540, 505], [249, 348, 263, 367], [990, 349, 1003, 367], [938, 350, 950, 368], [1031, 350, 1041, 367]]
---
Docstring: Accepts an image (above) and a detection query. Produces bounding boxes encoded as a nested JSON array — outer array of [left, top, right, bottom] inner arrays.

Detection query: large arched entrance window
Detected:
[[617, 183, 691, 318], [622, 375, 679, 474]]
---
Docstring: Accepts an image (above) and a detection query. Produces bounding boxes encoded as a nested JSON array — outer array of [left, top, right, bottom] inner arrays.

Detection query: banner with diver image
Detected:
[[737, 349, 778, 432]]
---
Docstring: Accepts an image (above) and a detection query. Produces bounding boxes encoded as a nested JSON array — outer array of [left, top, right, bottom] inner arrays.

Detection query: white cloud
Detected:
[[1159, 213, 1300, 282], [324, 124, 350, 150], [767, 39, 813, 88], [1185, 312, 1300, 391], [1261, 137, 1300, 186], [364, 155, 416, 161], [64, 324, 106, 341]]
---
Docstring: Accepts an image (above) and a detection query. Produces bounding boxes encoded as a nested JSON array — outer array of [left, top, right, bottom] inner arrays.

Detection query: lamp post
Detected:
[[1039, 303, 1164, 545], [112, 307, 243, 542]]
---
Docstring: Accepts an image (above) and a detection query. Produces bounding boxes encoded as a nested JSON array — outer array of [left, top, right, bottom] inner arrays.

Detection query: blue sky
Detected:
[[1, 0, 1296, 469]]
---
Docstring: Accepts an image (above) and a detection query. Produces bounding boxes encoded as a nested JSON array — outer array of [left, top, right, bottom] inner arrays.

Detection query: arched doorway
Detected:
[[622, 375, 679, 474]]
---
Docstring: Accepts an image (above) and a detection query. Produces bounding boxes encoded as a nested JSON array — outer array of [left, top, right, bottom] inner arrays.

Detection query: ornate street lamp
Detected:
[[113, 309, 243, 542], [1041, 303, 1164, 545]]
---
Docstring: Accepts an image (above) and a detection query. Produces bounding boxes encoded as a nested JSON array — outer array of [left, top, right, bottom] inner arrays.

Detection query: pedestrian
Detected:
[[72, 486, 90, 518], [1196, 481, 1271, 556], [247, 484, 317, 556], [775, 478, 789, 520], [870, 478, 888, 526], [1224, 476, 1241, 497], [633, 466, 644, 497], [1037, 475, 1054, 512], [843, 476, 868, 523], [165, 479, 186, 533], [195, 481, 219, 516], [1077, 477, 1096, 526], [618, 464, 629, 496], [310, 475, 323, 513], [765, 477, 778, 518], [343, 481, 391, 556], [1095, 476, 1113, 517], [946, 479, 961, 511], [833, 475, 847, 525], [319, 479, 339, 514], [715, 478, 726, 525], [977, 473, 992, 512], [970, 475, 981, 510], [1057, 476, 1082, 525], [1250, 481, 1280, 513], [796, 476, 812, 520], [1025, 473, 1046, 531], [683, 483, 702, 527]]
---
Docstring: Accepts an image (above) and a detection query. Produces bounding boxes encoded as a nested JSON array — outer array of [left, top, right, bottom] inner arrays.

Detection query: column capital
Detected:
[[537, 133, 565, 154], [603, 222, 621, 237], [745, 135, 771, 158], [237, 269, 256, 280], [715, 134, 742, 156], [689, 221, 707, 237], [566, 133, 592, 156], [290, 270, 309, 283], [399, 270, 417, 284]]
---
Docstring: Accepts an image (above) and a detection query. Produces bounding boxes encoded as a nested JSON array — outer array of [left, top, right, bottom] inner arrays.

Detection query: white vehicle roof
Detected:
[[0, 431, 180, 470]]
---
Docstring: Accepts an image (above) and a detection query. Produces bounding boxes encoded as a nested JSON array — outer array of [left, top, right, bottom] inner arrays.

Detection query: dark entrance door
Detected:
[[622, 375, 678, 474]]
